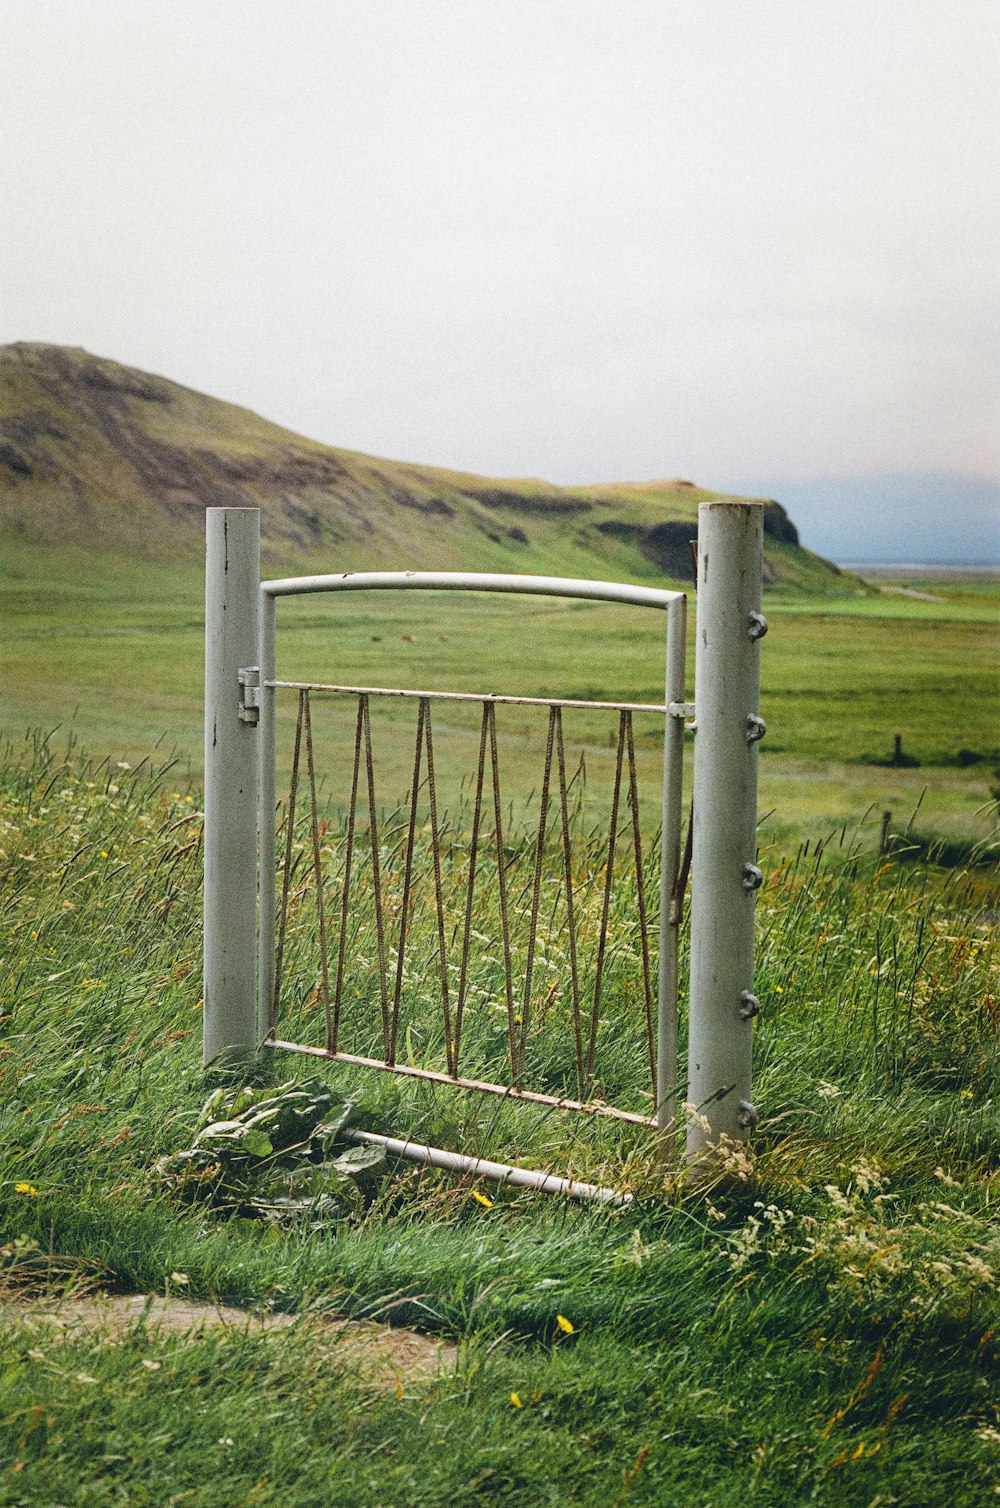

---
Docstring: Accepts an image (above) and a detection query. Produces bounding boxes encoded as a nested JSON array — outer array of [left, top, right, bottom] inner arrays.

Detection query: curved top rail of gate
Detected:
[[260, 569, 684, 609]]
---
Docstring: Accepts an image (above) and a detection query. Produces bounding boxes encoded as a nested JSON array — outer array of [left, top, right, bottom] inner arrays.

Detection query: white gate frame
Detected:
[[203, 501, 765, 1163]]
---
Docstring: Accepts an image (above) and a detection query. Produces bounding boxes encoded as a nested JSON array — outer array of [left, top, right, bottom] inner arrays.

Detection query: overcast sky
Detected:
[[2, 0, 998, 493]]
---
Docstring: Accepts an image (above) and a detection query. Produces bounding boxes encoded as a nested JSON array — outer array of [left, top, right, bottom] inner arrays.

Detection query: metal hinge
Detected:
[[238, 665, 260, 724], [668, 701, 697, 730]]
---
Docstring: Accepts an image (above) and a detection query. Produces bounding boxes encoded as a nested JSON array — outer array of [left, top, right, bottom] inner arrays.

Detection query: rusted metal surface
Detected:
[[268, 683, 664, 1123], [264, 1039, 658, 1127], [256, 566, 692, 1140]]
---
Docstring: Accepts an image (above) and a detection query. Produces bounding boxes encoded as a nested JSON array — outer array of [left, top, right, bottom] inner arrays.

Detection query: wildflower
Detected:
[[141, 1359, 161, 1371], [556, 1315, 575, 1335], [168, 1271, 190, 1287], [510, 1392, 523, 1408], [471, 1190, 494, 1209], [100, 851, 109, 859], [15, 1182, 38, 1197]]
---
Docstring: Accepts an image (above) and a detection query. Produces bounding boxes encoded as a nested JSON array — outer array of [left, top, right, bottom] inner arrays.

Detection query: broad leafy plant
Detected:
[[156, 1078, 383, 1227]]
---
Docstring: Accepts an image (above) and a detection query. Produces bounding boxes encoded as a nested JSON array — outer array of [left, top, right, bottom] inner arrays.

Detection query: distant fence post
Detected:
[[203, 507, 260, 1065], [687, 500, 765, 1160]]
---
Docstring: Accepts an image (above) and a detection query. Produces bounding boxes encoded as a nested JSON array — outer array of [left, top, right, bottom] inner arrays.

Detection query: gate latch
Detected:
[[238, 665, 260, 724]]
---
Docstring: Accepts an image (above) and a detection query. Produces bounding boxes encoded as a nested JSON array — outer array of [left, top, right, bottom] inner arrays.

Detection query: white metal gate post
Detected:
[[257, 582, 277, 1044], [657, 593, 688, 1138], [203, 507, 261, 1065], [686, 499, 766, 1159]]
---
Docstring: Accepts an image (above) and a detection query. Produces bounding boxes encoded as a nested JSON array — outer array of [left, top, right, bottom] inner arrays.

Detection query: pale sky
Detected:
[[2, 0, 998, 494]]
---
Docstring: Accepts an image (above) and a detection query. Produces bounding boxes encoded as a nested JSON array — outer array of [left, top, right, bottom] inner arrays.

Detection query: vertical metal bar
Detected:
[[657, 593, 687, 1136], [454, 704, 490, 1072], [553, 707, 585, 1100], [331, 697, 366, 1052], [390, 698, 426, 1064], [361, 697, 392, 1059], [486, 704, 518, 1081], [303, 693, 332, 1044], [687, 501, 764, 1159], [587, 711, 626, 1081], [271, 689, 306, 1032], [422, 704, 454, 1075], [624, 714, 656, 1098], [204, 507, 260, 1065], [258, 585, 277, 1043], [517, 706, 557, 1080]]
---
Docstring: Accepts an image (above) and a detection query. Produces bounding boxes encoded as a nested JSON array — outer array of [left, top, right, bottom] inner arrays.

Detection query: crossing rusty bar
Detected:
[[269, 682, 665, 1122], [265, 1039, 658, 1127]]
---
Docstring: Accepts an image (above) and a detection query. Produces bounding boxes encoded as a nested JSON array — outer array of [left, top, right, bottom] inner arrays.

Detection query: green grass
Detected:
[[0, 736, 997, 1504], [2, 548, 997, 854]]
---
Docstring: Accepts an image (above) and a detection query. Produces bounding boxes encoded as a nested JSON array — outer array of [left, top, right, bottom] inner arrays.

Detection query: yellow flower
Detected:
[[510, 1392, 523, 1408], [556, 1314, 575, 1335], [15, 1182, 38, 1197], [471, 1191, 494, 1209]]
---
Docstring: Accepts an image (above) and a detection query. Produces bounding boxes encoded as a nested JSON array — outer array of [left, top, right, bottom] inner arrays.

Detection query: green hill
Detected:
[[0, 341, 845, 590]]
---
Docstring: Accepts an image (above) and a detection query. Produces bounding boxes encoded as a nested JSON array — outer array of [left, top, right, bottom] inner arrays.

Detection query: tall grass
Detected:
[[0, 733, 997, 1504]]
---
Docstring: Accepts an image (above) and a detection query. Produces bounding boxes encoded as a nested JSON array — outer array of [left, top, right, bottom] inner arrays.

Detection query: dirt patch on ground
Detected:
[[0, 1290, 456, 1388]]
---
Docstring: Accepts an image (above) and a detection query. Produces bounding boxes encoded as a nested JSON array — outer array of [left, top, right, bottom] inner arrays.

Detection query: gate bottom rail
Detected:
[[263, 1037, 658, 1128]]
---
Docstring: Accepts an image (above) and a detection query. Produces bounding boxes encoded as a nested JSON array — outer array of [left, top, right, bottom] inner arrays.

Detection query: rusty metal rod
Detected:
[[263, 1038, 657, 1126]]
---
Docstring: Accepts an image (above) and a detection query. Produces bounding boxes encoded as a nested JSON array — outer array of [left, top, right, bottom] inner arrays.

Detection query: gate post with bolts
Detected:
[[686, 499, 766, 1160], [203, 506, 261, 1066]]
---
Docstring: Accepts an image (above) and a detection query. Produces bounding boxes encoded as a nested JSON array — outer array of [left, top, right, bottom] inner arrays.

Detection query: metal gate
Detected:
[[203, 505, 766, 1165]]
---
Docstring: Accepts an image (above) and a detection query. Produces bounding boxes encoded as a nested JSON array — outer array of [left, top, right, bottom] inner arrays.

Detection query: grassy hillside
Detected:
[[0, 342, 846, 591], [2, 342, 995, 854]]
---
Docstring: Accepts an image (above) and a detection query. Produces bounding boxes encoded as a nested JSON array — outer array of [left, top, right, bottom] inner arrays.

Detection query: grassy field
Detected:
[[3, 547, 997, 854], [0, 736, 997, 1503], [1, 542, 998, 1501]]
